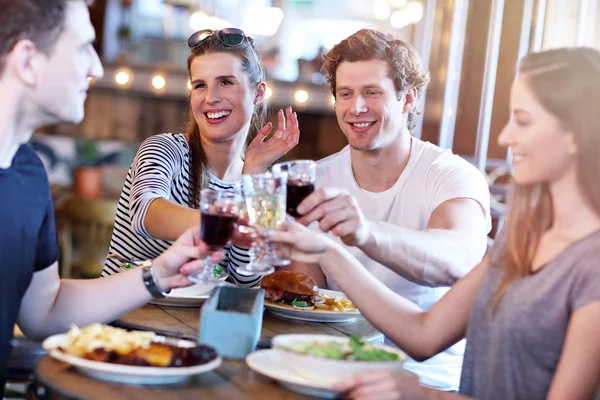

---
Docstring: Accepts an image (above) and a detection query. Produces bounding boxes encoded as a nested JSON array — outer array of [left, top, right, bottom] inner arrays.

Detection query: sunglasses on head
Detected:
[[187, 28, 248, 49]]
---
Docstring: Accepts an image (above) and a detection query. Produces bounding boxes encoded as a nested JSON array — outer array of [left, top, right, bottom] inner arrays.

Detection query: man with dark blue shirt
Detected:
[[0, 0, 221, 391]]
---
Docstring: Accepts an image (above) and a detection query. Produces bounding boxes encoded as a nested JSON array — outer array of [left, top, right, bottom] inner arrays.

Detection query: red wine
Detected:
[[200, 212, 236, 247], [231, 222, 258, 248], [286, 181, 315, 217]]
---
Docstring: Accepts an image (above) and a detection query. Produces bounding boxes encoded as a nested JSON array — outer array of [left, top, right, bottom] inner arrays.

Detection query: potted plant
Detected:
[[73, 139, 120, 199]]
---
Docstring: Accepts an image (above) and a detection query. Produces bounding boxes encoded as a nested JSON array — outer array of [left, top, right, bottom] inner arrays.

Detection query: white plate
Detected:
[[150, 282, 235, 307], [246, 349, 340, 399], [42, 334, 222, 385], [273, 334, 410, 386], [264, 289, 360, 323]]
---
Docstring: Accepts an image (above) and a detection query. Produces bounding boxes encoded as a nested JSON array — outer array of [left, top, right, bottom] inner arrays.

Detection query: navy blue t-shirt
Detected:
[[0, 145, 59, 389]]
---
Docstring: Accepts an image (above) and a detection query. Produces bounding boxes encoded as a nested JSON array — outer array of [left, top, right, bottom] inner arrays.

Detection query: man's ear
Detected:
[[254, 81, 267, 105], [403, 87, 418, 113], [8, 39, 40, 86]]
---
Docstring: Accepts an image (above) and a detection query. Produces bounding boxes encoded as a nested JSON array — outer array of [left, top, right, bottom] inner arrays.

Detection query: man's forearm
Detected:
[[359, 221, 486, 287], [34, 268, 151, 339]]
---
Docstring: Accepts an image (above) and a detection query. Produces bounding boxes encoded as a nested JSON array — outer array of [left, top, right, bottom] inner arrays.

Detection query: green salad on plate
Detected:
[[283, 335, 400, 362]]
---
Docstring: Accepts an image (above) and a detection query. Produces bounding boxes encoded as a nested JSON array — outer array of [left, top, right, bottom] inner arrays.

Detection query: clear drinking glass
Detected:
[[235, 172, 289, 275], [272, 160, 316, 218], [188, 188, 240, 284], [230, 182, 264, 276]]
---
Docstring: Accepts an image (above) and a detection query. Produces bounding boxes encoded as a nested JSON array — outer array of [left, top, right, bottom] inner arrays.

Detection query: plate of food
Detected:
[[261, 271, 360, 323], [272, 334, 412, 386], [42, 324, 221, 385]]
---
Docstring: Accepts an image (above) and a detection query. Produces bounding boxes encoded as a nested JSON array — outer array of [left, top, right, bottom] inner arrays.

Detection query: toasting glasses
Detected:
[[235, 172, 290, 276], [188, 188, 240, 284]]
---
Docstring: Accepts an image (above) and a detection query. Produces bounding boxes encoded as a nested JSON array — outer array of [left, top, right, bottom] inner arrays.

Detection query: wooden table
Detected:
[[113, 304, 383, 344], [35, 304, 383, 399]]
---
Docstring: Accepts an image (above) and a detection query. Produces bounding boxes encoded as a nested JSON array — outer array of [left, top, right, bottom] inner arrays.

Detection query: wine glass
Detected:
[[188, 188, 239, 284], [272, 160, 316, 218], [230, 182, 265, 276], [235, 172, 289, 275]]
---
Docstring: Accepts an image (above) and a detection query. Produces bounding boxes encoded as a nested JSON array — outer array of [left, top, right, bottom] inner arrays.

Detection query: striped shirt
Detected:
[[102, 133, 262, 288]]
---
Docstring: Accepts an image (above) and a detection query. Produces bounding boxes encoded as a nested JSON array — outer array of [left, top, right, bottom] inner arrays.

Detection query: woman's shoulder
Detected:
[[140, 133, 187, 152]]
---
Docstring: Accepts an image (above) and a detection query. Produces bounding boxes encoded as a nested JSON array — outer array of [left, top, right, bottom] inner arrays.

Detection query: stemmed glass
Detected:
[[235, 172, 290, 275], [188, 188, 239, 284], [272, 160, 316, 218], [230, 183, 264, 276]]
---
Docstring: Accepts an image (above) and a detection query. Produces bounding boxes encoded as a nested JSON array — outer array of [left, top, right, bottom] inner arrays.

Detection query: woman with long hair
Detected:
[[272, 47, 600, 399], [103, 28, 299, 287]]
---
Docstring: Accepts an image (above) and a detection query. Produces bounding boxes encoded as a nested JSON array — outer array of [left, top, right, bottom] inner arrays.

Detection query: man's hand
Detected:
[[296, 187, 371, 246], [152, 226, 224, 292]]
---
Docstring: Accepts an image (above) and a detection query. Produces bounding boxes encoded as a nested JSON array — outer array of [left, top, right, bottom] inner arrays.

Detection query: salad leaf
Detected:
[[213, 265, 225, 278], [303, 342, 346, 359], [348, 335, 400, 361], [285, 337, 400, 362], [121, 262, 134, 270], [284, 342, 345, 360], [290, 299, 311, 308]]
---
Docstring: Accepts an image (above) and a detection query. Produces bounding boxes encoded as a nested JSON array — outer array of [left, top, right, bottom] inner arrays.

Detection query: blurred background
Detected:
[[29, 0, 599, 278]]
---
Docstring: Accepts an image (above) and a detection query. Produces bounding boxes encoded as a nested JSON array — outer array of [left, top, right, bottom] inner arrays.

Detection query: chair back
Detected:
[[56, 195, 117, 278]]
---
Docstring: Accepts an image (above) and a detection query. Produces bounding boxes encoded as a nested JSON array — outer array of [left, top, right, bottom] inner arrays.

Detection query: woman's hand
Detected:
[[335, 370, 429, 400], [152, 226, 224, 291], [243, 106, 300, 174], [268, 219, 336, 264]]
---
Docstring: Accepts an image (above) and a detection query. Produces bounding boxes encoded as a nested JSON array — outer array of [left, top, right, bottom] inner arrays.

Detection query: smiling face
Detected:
[[334, 59, 412, 152], [498, 75, 578, 186], [189, 52, 260, 144], [31, 1, 103, 125]]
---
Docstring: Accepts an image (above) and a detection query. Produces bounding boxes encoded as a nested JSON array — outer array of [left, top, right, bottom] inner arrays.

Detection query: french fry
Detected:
[[315, 293, 356, 312]]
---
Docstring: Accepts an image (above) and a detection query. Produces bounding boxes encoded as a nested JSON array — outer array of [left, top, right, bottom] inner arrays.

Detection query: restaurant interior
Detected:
[[5, 0, 600, 398]]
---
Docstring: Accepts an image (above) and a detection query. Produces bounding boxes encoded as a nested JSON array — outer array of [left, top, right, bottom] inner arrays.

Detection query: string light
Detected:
[[265, 86, 273, 100], [152, 75, 166, 90], [115, 70, 131, 86], [390, 1, 424, 28], [373, 0, 391, 20], [294, 89, 309, 104], [390, 0, 408, 7]]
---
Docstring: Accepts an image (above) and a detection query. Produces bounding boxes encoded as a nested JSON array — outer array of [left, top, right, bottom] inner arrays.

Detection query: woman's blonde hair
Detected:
[[492, 47, 600, 306]]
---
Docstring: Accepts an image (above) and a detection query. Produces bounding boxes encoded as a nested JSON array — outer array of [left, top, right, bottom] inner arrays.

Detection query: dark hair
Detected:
[[321, 28, 430, 131], [0, 0, 94, 76], [185, 33, 267, 208]]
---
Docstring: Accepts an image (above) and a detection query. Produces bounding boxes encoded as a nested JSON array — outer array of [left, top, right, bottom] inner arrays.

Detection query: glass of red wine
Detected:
[[272, 160, 316, 218], [188, 188, 240, 284]]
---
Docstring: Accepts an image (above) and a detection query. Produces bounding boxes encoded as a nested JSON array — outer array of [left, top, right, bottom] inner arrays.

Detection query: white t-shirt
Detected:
[[316, 139, 491, 391]]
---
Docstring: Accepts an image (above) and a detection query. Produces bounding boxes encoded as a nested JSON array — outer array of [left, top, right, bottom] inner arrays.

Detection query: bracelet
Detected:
[[141, 261, 170, 298]]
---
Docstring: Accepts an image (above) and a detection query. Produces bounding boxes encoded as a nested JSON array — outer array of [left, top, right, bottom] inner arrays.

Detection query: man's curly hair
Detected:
[[321, 29, 430, 131]]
